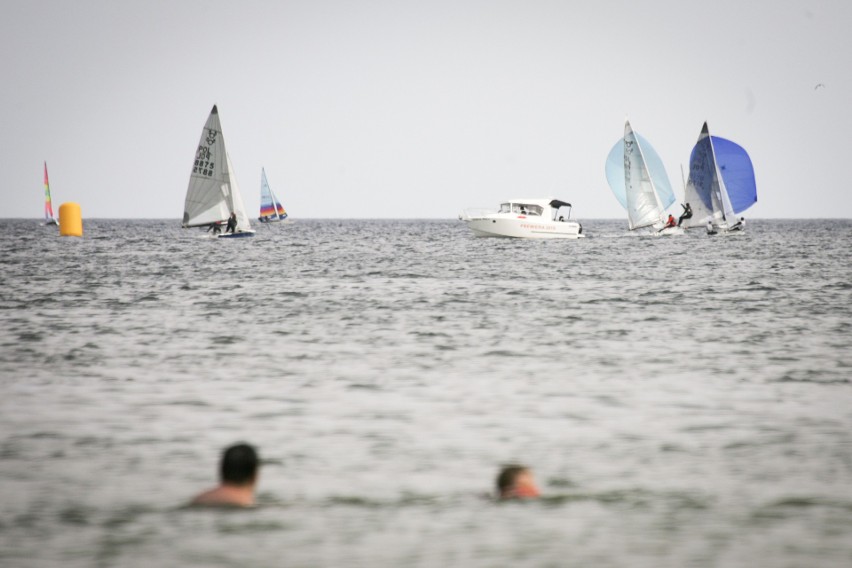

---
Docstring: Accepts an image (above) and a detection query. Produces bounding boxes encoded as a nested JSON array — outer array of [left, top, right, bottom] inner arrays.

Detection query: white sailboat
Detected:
[[605, 121, 681, 235], [681, 122, 756, 234], [257, 168, 288, 223], [182, 105, 255, 238]]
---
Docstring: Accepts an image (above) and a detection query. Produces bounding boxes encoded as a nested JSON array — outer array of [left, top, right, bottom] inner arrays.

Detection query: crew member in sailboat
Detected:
[[226, 212, 237, 234], [664, 214, 677, 229], [729, 217, 746, 231], [677, 202, 693, 227]]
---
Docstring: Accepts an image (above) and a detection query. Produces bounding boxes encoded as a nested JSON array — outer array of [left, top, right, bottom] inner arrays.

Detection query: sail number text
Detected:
[[194, 145, 214, 177]]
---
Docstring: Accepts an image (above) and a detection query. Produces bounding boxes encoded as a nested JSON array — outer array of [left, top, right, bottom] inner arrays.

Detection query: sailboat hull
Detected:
[[707, 224, 745, 236], [217, 230, 256, 238], [257, 215, 287, 223], [629, 224, 684, 236], [655, 226, 684, 236]]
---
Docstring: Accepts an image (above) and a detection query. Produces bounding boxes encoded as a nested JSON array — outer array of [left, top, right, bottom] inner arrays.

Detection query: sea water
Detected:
[[0, 218, 850, 567]]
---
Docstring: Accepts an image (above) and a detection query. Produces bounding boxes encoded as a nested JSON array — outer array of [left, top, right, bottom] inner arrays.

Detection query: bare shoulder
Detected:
[[190, 485, 254, 507]]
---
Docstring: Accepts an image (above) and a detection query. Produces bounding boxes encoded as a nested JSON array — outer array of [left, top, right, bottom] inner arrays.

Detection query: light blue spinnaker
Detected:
[[606, 133, 675, 210]]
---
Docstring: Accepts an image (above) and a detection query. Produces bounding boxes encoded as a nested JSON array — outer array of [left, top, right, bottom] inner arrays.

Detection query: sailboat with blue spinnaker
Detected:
[[681, 122, 756, 233]]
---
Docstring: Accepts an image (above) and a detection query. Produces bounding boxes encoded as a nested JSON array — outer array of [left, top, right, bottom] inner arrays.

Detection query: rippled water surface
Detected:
[[1, 218, 851, 567]]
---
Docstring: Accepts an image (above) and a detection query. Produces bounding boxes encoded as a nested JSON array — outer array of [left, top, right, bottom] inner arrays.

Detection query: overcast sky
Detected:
[[3, 0, 849, 219]]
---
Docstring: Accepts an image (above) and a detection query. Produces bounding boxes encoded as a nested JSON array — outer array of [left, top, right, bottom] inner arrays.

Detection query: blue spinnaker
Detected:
[[688, 135, 756, 214], [712, 136, 756, 214]]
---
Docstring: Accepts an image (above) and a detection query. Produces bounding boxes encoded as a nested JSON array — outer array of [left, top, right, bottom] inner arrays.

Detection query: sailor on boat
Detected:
[[226, 212, 237, 234], [729, 217, 746, 231], [664, 214, 677, 229], [678, 202, 693, 227], [706, 220, 717, 235]]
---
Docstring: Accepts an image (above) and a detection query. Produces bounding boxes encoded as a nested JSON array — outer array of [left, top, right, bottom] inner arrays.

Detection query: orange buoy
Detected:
[[59, 202, 83, 237]]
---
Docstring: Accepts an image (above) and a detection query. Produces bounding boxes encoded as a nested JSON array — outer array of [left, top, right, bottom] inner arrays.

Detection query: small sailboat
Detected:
[[43, 162, 58, 226], [182, 105, 255, 238], [257, 168, 288, 223], [605, 121, 681, 234], [681, 122, 756, 234]]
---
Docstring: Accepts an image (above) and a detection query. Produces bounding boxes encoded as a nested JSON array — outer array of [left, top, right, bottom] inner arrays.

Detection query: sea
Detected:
[[1, 218, 851, 568]]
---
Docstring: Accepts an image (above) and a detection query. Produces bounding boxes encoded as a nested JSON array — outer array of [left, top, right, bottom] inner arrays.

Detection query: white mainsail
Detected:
[[182, 105, 252, 233], [623, 122, 666, 230], [226, 153, 252, 231]]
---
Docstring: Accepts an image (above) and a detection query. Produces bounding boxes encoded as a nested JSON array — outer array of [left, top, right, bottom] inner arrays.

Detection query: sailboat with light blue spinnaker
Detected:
[[605, 121, 680, 234]]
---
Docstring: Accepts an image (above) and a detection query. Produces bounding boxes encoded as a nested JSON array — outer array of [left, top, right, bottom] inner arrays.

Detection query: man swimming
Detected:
[[496, 464, 541, 499], [191, 443, 260, 507]]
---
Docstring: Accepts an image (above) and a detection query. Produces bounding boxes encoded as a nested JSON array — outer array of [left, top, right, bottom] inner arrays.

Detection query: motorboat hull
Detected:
[[466, 216, 584, 239]]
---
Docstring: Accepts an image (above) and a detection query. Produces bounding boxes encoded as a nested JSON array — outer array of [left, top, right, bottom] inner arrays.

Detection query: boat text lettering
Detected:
[[519, 223, 555, 231]]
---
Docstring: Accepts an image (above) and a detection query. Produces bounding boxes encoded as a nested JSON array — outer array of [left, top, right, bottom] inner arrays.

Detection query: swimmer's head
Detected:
[[496, 464, 540, 499], [220, 443, 259, 485]]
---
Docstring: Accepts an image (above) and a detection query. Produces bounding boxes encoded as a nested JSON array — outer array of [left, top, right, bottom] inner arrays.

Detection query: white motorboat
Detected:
[[460, 198, 585, 239]]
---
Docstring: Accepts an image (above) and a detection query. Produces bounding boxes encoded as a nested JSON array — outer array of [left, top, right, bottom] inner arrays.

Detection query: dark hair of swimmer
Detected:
[[220, 443, 259, 485]]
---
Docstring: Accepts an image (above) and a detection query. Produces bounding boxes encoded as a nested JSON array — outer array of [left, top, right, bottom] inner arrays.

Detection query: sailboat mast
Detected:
[[268, 183, 282, 220], [260, 167, 271, 220], [707, 134, 733, 224]]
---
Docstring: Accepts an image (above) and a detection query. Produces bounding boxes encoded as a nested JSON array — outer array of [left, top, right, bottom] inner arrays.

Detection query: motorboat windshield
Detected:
[[513, 203, 543, 216]]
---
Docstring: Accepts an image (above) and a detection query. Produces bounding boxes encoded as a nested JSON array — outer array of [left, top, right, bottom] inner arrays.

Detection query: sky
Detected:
[[2, 0, 850, 219]]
